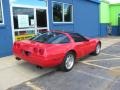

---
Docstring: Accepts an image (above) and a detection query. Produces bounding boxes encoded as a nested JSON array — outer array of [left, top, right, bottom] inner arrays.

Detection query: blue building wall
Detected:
[[90, 0, 100, 3], [100, 23, 108, 37], [48, 0, 74, 32], [112, 26, 119, 36], [0, 0, 13, 57], [73, 0, 100, 37], [48, 0, 100, 37]]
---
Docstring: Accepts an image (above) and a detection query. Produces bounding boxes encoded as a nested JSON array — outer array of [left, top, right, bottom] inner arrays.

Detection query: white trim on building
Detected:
[[52, 1, 73, 24], [9, 1, 49, 42], [0, 0, 4, 25]]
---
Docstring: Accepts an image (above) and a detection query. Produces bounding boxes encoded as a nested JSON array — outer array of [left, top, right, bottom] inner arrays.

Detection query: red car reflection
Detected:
[[13, 31, 101, 72]]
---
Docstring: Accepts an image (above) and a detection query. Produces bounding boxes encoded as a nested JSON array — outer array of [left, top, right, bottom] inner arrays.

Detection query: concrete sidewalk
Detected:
[[100, 36, 120, 50], [0, 57, 54, 90], [0, 36, 120, 90]]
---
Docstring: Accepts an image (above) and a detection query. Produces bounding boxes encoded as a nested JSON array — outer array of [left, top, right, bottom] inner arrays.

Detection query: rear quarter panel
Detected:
[[45, 43, 74, 64], [89, 39, 101, 52]]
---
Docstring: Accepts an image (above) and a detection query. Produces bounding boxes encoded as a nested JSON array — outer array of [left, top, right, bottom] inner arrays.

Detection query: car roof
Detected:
[[38, 30, 84, 39], [47, 30, 82, 36]]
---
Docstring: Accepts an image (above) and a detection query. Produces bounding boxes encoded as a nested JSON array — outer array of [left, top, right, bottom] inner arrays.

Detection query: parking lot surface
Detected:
[[8, 40, 120, 90]]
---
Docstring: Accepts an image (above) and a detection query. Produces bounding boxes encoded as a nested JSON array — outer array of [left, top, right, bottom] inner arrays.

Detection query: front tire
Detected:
[[60, 52, 75, 72]]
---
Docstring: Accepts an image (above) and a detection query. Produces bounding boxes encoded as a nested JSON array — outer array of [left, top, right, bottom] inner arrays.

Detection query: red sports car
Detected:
[[13, 31, 101, 72]]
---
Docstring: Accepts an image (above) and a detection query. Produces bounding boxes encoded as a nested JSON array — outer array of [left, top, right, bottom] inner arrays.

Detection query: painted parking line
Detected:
[[101, 53, 120, 58], [26, 82, 44, 90], [81, 62, 111, 70], [110, 66, 120, 70], [112, 45, 120, 47], [80, 58, 120, 70], [81, 58, 120, 63], [82, 62, 120, 71], [80, 58, 120, 71], [109, 68, 120, 76], [76, 70, 113, 81]]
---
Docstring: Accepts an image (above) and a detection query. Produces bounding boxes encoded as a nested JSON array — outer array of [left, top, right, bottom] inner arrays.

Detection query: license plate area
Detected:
[[22, 50, 31, 56]]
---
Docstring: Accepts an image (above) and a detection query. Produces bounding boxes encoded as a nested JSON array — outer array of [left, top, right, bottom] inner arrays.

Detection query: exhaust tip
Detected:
[[36, 65, 43, 69], [15, 57, 21, 60]]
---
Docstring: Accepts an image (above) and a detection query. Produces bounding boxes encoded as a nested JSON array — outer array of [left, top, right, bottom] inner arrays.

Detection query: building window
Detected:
[[13, 7, 34, 29], [36, 9, 47, 28], [0, 0, 4, 24], [52, 2, 73, 23], [53, 2, 63, 22], [64, 4, 72, 22]]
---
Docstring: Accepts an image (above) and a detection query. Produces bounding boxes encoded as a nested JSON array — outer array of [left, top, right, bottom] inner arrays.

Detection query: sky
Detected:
[[10, 0, 47, 7], [10, 0, 120, 4], [10, 0, 16, 3], [109, 0, 120, 3]]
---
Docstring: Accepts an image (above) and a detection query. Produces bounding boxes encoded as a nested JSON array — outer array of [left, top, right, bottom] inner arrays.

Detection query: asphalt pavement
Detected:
[[7, 42, 120, 90]]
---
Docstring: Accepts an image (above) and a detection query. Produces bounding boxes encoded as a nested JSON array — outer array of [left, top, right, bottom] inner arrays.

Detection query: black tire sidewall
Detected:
[[60, 52, 75, 72]]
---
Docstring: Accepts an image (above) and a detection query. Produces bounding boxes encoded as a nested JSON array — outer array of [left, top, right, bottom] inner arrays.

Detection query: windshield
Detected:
[[30, 32, 70, 44]]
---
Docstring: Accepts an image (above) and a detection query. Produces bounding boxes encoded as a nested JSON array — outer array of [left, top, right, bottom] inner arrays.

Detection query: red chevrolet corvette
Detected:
[[13, 31, 101, 72]]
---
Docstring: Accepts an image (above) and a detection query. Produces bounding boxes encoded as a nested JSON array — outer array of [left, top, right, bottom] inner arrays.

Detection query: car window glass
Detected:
[[70, 33, 87, 42], [31, 32, 70, 44]]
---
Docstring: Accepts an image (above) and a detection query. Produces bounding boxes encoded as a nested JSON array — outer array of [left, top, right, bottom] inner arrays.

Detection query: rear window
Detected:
[[69, 33, 87, 42], [31, 32, 70, 44]]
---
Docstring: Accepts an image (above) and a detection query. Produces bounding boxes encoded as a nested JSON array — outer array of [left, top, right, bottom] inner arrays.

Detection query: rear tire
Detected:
[[60, 52, 75, 72], [92, 43, 101, 55]]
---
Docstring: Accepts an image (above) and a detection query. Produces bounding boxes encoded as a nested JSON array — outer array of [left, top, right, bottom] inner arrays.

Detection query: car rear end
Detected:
[[13, 40, 61, 67]]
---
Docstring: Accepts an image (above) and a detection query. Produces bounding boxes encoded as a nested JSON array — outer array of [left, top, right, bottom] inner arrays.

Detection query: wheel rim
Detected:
[[65, 54, 74, 70], [96, 44, 101, 54]]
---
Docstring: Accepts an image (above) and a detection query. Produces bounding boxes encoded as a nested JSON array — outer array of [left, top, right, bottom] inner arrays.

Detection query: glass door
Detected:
[[36, 9, 48, 33], [13, 7, 35, 41], [12, 6, 48, 41]]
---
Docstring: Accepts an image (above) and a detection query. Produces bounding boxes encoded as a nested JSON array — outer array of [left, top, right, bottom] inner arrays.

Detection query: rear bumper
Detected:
[[13, 50, 63, 68]]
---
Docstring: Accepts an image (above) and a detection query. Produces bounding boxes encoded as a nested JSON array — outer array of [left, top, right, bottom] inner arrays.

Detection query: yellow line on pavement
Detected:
[[81, 58, 120, 63], [101, 53, 120, 58], [76, 70, 113, 81], [25, 82, 44, 90], [110, 66, 120, 70], [112, 45, 120, 47], [82, 62, 110, 70]]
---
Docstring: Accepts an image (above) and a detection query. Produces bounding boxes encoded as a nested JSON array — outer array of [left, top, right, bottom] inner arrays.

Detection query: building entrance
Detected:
[[10, 0, 48, 41]]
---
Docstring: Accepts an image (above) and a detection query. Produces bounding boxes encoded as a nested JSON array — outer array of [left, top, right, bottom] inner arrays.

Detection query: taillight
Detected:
[[14, 43, 17, 47], [34, 47, 38, 53], [39, 49, 44, 55], [14, 42, 21, 48], [17, 43, 20, 48], [34, 47, 44, 55]]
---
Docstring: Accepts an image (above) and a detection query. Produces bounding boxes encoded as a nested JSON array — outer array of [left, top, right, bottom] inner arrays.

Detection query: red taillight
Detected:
[[34, 47, 44, 55], [17, 43, 20, 48], [14, 42, 21, 48], [39, 49, 44, 55], [34, 48, 38, 53], [14, 43, 17, 47]]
